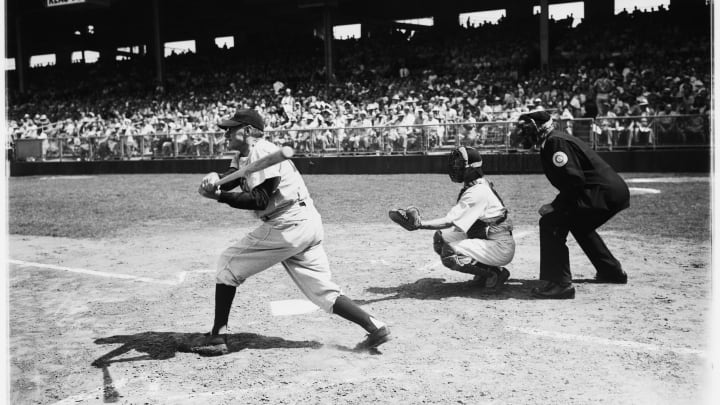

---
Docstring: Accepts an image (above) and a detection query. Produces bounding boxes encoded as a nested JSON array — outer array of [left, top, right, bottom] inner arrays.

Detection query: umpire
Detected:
[[518, 110, 630, 299]]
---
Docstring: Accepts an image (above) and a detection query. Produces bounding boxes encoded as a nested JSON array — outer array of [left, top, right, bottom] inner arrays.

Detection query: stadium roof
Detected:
[[6, 0, 584, 58]]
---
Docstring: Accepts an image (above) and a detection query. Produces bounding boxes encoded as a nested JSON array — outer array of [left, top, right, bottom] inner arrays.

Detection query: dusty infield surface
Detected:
[[8, 173, 712, 404]]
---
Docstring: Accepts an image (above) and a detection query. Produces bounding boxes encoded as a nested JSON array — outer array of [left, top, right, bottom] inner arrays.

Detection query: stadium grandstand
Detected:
[[4, 0, 711, 169]]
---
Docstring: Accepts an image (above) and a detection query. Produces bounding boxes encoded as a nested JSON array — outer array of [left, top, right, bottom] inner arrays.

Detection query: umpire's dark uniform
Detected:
[[539, 129, 630, 285]]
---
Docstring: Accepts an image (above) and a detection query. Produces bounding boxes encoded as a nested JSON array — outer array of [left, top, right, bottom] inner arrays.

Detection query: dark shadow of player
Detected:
[[355, 277, 548, 305], [91, 331, 322, 403]]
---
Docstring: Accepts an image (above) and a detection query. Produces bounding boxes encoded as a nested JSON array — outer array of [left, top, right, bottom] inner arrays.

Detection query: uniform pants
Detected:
[[441, 222, 515, 267], [539, 208, 623, 284], [215, 207, 341, 313]]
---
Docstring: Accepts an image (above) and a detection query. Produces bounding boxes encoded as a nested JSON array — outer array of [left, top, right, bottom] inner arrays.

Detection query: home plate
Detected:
[[629, 187, 661, 195], [270, 299, 319, 316]]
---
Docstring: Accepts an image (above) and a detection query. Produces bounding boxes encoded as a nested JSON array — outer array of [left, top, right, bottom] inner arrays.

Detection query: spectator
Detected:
[[593, 71, 615, 116]]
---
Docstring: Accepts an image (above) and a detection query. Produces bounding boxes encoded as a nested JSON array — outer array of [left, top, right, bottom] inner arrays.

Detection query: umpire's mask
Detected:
[[518, 110, 553, 147], [448, 147, 483, 183]]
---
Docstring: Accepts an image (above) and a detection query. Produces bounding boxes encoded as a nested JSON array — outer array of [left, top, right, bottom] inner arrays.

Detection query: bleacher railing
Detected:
[[9, 114, 710, 162]]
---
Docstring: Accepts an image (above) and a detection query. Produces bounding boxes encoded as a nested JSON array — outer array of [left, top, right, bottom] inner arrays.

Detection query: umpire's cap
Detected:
[[218, 108, 265, 131], [518, 110, 551, 125]]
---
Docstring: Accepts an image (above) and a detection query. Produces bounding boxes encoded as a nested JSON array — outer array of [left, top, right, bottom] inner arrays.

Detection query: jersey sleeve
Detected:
[[245, 141, 282, 190], [546, 137, 586, 212], [444, 186, 490, 233]]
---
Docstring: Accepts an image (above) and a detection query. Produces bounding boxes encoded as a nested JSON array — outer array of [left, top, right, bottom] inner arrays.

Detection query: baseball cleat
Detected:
[[531, 282, 575, 299], [186, 333, 229, 356], [472, 274, 487, 285], [485, 267, 511, 288], [355, 326, 391, 351]]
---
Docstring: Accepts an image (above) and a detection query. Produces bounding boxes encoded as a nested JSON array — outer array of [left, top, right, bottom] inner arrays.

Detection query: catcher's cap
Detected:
[[218, 108, 265, 131], [519, 110, 551, 124]]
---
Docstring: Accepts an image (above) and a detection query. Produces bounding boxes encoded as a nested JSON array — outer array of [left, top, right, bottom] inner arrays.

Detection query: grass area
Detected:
[[8, 173, 711, 242]]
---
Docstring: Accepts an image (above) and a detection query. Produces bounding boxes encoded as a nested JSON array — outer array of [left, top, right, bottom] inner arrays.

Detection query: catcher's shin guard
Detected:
[[440, 248, 495, 279], [433, 231, 444, 255]]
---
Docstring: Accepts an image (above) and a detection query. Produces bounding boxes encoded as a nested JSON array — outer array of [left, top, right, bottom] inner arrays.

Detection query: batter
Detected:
[[192, 108, 391, 355]]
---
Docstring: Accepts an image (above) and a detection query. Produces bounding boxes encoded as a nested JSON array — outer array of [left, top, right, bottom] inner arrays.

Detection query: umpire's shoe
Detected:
[[531, 281, 576, 299], [595, 270, 628, 284], [186, 333, 228, 356], [355, 326, 391, 351]]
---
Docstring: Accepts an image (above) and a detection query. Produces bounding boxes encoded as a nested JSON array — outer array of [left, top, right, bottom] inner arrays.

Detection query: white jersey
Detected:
[[444, 179, 507, 233], [230, 139, 311, 221], [438, 178, 515, 267]]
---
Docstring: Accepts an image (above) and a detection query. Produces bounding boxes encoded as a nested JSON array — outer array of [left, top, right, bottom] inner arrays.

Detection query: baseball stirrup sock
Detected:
[[332, 295, 384, 333], [211, 284, 237, 335]]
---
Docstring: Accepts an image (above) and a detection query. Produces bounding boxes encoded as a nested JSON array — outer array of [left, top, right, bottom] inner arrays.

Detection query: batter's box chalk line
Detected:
[[8, 259, 210, 286], [508, 326, 706, 357]]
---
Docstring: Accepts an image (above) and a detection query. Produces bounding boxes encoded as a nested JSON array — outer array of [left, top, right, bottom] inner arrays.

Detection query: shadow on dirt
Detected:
[[91, 331, 322, 368], [91, 332, 323, 403], [356, 277, 547, 304]]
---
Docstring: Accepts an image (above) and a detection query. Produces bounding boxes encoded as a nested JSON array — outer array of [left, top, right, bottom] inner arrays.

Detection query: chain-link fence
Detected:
[[10, 114, 710, 162]]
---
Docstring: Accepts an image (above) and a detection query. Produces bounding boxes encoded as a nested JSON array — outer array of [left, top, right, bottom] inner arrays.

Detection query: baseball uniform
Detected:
[[439, 178, 515, 267], [215, 138, 342, 313]]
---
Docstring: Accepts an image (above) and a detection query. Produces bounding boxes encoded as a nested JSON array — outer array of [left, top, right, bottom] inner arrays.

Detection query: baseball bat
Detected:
[[214, 146, 294, 187]]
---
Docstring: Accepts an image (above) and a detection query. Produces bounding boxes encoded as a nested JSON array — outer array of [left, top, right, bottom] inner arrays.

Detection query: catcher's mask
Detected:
[[518, 110, 553, 147], [448, 147, 483, 183]]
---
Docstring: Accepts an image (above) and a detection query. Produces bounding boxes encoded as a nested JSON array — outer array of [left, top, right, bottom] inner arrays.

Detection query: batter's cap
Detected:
[[218, 108, 265, 131]]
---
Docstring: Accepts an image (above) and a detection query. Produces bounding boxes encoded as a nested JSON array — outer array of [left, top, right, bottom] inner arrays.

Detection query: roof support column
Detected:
[[151, 0, 164, 87], [539, 0, 549, 71], [322, 6, 334, 88], [14, 15, 28, 94]]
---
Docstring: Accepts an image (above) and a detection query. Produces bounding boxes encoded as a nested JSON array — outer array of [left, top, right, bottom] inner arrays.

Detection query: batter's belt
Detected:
[[260, 200, 307, 222]]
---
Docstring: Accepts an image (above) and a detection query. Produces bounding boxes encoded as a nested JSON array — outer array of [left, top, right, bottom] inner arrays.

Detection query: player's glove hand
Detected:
[[388, 206, 422, 231]]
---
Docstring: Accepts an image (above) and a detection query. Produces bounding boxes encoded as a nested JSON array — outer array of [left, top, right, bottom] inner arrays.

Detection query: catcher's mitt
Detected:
[[388, 206, 422, 231]]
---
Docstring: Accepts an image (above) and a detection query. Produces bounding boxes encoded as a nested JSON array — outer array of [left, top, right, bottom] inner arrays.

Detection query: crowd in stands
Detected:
[[6, 5, 711, 159]]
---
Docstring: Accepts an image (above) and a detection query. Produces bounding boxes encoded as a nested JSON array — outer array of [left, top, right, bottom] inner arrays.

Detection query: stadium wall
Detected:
[[8, 149, 711, 177]]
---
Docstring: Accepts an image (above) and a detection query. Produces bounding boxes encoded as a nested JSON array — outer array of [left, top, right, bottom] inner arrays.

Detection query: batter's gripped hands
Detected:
[[201, 172, 220, 189], [538, 203, 555, 216], [198, 172, 220, 200]]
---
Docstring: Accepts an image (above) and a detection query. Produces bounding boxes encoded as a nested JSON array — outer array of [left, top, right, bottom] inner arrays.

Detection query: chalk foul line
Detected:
[[509, 326, 706, 357], [9, 259, 192, 286]]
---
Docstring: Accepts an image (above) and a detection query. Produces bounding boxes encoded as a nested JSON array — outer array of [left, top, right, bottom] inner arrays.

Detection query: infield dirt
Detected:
[[7, 173, 713, 404], [9, 220, 711, 404]]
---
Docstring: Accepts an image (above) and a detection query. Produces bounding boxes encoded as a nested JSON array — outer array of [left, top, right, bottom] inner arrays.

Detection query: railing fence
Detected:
[[9, 114, 710, 162]]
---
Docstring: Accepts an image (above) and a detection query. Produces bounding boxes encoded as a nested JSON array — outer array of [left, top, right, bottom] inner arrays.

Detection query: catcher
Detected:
[[389, 147, 515, 287]]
